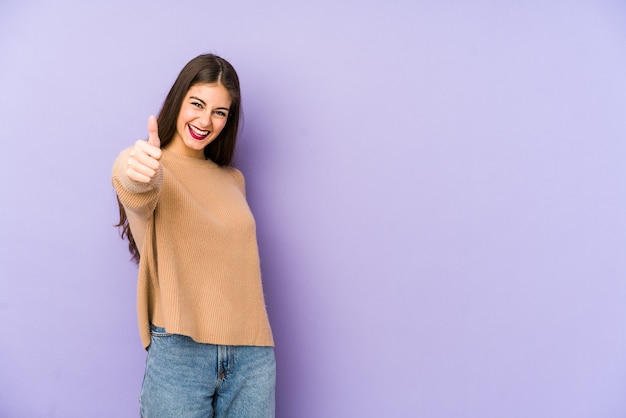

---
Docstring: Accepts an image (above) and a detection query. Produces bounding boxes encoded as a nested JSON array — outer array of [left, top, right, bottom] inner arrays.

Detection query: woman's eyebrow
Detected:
[[189, 96, 206, 105], [190, 96, 229, 111]]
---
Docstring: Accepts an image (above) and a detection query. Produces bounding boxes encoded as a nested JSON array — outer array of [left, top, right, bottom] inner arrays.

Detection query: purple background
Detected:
[[1, 1, 625, 417]]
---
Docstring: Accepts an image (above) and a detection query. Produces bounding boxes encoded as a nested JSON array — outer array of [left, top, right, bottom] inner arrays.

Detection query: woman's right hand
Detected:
[[126, 115, 162, 183]]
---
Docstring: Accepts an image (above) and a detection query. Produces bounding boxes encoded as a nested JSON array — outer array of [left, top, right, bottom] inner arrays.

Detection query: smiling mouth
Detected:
[[188, 124, 210, 140]]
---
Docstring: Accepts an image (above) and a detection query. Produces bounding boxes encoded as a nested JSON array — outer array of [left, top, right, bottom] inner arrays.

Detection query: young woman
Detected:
[[112, 54, 275, 417]]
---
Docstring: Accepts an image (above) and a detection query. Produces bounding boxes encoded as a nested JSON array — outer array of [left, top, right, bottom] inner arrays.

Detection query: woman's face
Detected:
[[168, 82, 233, 158]]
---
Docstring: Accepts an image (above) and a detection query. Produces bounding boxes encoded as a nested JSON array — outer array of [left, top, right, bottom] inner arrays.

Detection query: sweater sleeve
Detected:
[[111, 146, 163, 217]]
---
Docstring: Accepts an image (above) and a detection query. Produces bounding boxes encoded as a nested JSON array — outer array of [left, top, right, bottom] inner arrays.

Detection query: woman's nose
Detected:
[[199, 111, 212, 128]]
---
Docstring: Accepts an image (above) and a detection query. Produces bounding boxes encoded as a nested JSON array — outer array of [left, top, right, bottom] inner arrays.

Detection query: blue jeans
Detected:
[[140, 325, 276, 418]]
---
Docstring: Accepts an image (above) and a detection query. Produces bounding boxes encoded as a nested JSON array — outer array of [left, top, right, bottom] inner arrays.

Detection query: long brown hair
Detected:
[[116, 54, 242, 262]]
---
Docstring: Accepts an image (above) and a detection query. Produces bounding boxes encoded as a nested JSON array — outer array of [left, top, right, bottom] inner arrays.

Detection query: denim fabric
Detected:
[[140, 325, 276, 418]]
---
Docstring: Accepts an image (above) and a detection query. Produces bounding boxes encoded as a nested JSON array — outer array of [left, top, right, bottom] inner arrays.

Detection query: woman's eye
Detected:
[[191, 102, 203, 109], [214, 110, 228, 118]]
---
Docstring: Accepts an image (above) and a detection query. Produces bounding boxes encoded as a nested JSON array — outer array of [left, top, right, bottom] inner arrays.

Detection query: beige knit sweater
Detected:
[[112, 147, 273, 349]]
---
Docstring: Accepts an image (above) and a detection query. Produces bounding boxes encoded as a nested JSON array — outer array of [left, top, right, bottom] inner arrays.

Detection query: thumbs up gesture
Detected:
[[127, 115, 163, 183]]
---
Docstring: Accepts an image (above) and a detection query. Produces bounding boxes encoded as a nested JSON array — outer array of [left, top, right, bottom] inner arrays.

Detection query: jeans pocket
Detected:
[[149, 324, 171, 338]]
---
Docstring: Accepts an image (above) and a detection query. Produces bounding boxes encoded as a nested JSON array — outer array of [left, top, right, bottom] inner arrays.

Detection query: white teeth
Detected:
[[189, 125, 209, 136]]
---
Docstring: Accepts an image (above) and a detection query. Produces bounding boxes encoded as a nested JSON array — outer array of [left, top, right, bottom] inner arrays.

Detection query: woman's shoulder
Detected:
[[225, 166, 246, 194], [227, 165, 245, 183]]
